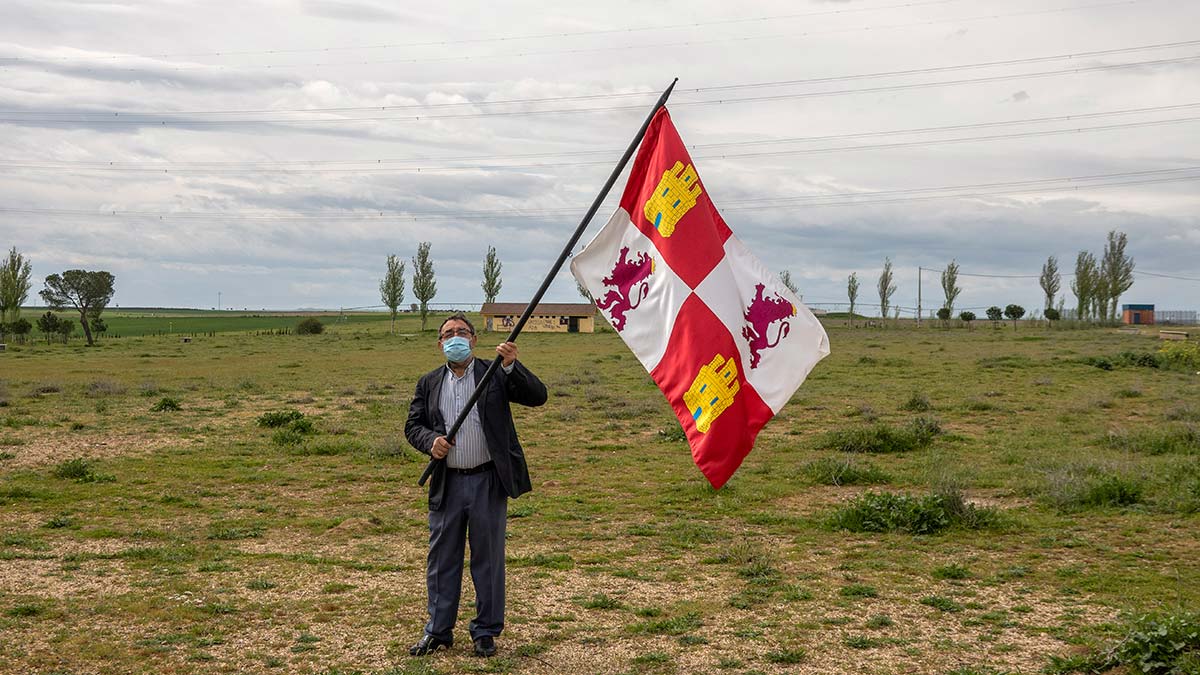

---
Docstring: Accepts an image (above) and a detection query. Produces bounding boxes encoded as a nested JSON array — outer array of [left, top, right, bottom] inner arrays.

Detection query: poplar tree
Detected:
[[940, 260, 961, 316], [1100, 230, 1135, 322], [877, 258, 897, 320], [379, 254, 406, 333], [481, 246, 503, 304], [778, 270, 799, 297], [1071, 251, 1098, 321], [411, 242, 437, 332], [0, 247, 33, 324], [846, 272, 859, 327], [1039, 256, 1061, 313]]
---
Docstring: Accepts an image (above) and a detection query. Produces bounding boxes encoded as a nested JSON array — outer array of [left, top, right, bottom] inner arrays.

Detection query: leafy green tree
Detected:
[[959, 311, 976, 325], [986, 306, 1003, 325], [482, 246, 503, 304], [296, 317, 324, 335], [940, 260, 961, 316], [411, 242, 437, 331], [0, 247, 33, 324], [39, 270, 115, 346], [379, 254, 406, 333], [846, 272, 859, 328], [1100, 230, 1134, 322], [1044, 307, 1061, 322], [877, 258, 897, 320], [1004, 304, 1025, 330], [936, 307, 951, 322], [1039, 255, 1061, 313], [1071, 251, 1098, 322]]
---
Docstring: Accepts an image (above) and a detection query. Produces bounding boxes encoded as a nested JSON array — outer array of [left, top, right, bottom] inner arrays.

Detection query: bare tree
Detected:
[[39, 270, 115, 346], [940, 260, 961, 316], [846, 272, 859, 327], [1039, 255, 1061, 312], [877, 258, 897, 320], [481, 246, 503, 304], [1101, 230, 1134, 322], [1070, 251, 1098, 321], [778, 270, 799, 297], [411, 242, 437, 331], [379, 254, 406, 333], [0, 246, 33, 324]]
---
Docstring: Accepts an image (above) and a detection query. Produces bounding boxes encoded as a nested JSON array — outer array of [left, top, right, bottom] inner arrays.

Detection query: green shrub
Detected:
[[828, 489, 1000, 535], [150, 396, 181, 412], [803, 456, 890, 486], [271, 428, 305, 447], [51, 457, 114, 483], [1105, 611, 1200, 674], [1159, 341, 1200, 370], [1104, 426, 1200, 455], [295, 317, 324, 335], [933, 563, 972, 580], [920, 595, 964, 613], [900, 392, 932, 412], [817, 417, 941, 453], [256, 410, 305, 428], [1041, 466, 1145, 511]]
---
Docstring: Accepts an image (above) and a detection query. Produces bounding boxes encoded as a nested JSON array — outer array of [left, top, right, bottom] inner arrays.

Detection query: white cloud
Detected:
[[1, 0, 1198, 310]]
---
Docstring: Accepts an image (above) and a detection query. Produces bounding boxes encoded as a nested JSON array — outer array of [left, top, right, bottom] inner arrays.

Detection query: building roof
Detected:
[[1122, 304, 1155, 311], [481, 302, 596, 316]]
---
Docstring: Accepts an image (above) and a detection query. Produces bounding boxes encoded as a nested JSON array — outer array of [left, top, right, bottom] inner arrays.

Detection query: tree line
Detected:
[[379, 241, 505, 333], [842, 229, 1136, 325], [0, 247, 115, 345]]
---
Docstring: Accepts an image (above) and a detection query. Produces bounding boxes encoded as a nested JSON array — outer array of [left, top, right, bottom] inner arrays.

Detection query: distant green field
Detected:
[[20, 309, 445, 337]]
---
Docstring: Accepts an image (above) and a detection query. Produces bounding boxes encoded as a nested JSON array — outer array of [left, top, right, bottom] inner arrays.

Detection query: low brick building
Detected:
[[1122, 304, 1155, 325], [480, 303, 596, 333]]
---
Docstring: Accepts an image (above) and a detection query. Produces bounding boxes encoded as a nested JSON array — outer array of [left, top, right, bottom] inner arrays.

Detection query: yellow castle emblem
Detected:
[[644, 160, 702, 238], [683, 354, 740, 434]]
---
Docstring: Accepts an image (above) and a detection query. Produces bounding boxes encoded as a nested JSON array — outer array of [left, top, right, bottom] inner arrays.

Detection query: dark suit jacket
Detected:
[[405, 357, 547, 511]]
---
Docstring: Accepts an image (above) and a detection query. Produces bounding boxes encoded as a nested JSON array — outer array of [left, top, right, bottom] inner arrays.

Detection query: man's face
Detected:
[[438, 319, 477, 354]]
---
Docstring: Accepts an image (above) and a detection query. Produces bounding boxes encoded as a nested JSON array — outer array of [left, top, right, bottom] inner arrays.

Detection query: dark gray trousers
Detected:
[[425, 467, 507, 642]]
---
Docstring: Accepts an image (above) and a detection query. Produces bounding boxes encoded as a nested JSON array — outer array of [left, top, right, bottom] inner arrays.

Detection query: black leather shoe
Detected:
[[473, 636, 496, 657], [409, 633, 451, 656]]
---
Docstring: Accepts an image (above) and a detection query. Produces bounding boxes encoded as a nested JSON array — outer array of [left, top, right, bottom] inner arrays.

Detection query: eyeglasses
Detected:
[[439, 328, 474, 340]]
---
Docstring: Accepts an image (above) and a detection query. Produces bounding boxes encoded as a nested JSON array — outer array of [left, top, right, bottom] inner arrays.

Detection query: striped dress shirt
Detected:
[[439, 361, 492, 469]]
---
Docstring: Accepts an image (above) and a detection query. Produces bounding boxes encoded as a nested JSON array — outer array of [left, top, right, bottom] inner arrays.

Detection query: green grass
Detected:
[[0, 316, 1198, 673]]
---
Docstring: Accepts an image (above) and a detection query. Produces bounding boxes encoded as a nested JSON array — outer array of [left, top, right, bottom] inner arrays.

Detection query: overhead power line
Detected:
[[3, 53, 1197, 127], [1134, 270, 1200, 282], [4, 113, 1195, 174], [0, 0, 976, 63], [0, 0, 1147, 73], [5, 38, 1197, 118], [2, 165, 1197, 222]]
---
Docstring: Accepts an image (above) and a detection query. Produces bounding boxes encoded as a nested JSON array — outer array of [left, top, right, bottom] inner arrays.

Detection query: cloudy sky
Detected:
[[1, 0, 1197, 314]]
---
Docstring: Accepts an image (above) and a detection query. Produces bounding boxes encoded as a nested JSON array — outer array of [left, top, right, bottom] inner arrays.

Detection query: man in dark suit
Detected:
[[404, 312, 547, 658]]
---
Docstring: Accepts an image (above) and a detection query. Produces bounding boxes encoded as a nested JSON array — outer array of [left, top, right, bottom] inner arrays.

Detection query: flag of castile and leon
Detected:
[[571, 108, 831, 489]]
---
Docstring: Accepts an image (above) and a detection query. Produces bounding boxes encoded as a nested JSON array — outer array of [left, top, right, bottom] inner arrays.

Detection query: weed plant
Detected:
[[803, 456, 891, 486], [818, 417, 941, 453], [828, 489, 1000, 534]]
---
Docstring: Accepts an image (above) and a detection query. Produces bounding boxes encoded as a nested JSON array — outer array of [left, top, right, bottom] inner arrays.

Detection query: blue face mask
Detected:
[[442, 336, 473, 363]]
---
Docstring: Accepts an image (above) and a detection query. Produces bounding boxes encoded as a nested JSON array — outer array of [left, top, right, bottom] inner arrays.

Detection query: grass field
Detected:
[[21, 309, 400, 338], [1, 314, 1198, 674]]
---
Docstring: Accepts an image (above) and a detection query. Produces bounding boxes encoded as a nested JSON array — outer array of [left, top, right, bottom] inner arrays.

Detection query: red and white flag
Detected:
[[571, 108, 830, 488]]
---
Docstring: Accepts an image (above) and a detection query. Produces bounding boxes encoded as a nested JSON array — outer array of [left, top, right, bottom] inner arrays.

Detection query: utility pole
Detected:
[[218, 291, 222, 311], [917, 268, 922, 328]]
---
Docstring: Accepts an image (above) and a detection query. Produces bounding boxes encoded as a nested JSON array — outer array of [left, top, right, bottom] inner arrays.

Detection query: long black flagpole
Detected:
[[418, 77, 678, 487]]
